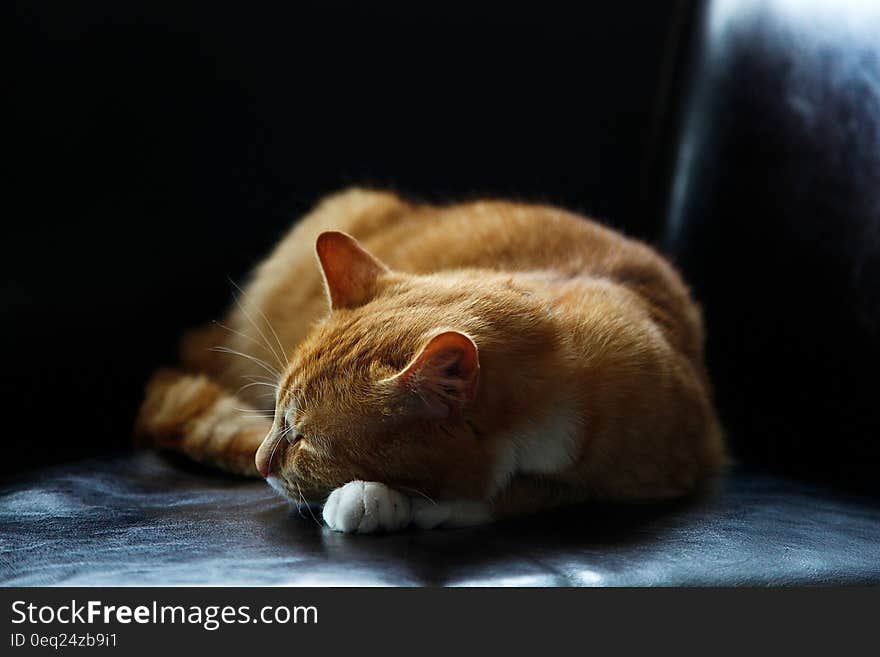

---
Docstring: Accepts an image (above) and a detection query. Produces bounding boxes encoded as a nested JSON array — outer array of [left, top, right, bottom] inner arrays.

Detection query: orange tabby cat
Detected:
[[135, 188, 725, 533]]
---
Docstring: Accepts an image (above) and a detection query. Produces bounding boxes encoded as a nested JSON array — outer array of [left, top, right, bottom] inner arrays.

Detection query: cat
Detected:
[[135, 188, 725, 533]]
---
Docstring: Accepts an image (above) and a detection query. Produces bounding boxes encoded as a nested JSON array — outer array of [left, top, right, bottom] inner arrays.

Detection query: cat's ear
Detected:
[[315, 231, 390, 310], [395, 331, 480, 419]]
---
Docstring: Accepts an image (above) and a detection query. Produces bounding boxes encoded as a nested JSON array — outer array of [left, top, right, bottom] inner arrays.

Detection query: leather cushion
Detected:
[[2, 453, 878, 586], [663, 0, 880, 490]]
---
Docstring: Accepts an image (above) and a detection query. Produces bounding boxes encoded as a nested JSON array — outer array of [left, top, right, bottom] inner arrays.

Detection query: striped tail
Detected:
[[134, 368, 270, 477]]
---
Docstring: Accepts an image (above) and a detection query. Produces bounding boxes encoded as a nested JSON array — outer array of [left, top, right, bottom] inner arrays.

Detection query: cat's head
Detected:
[[255, 231, 498, 506]]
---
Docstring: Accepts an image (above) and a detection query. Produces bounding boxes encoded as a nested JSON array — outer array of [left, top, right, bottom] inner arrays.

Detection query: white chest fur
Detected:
[[490, 406, 582, 495]]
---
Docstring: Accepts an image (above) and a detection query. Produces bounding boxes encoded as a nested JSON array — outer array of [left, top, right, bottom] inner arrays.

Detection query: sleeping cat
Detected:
[[135, 188, 725, 533]]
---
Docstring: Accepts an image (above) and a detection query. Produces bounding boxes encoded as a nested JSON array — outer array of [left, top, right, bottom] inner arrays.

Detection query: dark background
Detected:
[[5, 1, 686, 472], [5, 1, 880, 494]]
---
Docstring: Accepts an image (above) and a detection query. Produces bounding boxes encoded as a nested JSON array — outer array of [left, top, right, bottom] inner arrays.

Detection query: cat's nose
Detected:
[[255, 452, 269, 478], [255, 433, 286, 478]]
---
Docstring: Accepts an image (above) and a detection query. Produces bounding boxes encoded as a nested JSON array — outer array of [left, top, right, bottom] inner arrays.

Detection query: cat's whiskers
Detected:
[[229, 278, 290, 370], [289, 479, 309, 521], [228, 278, 290, 373], [239, 400, 276, 412], [294, 479, 323, 528], [234, 380, 279, 398], [209, 291, 287, 382], [209, 346, 282, 380], [230, 299, 286, 373], [256, 423, 319, 526], [237, 375, 280, 409], [264, 426, 291, 480], [279, 424, 294, 440], [211, 317, 289, 389], [243, 374, 278, 386], [211, 319, 269, 355], [398, 485, 438, 506]]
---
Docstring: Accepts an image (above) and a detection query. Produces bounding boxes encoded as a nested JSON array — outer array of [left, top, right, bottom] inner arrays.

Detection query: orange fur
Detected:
[[136, 188, 726, 526]]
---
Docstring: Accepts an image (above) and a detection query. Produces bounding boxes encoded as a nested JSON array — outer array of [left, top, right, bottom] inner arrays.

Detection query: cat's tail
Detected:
[[133, 368, 270, 477]]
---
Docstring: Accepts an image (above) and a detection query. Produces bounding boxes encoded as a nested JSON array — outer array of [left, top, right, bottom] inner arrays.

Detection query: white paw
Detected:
[[322, 481, 412, 534]]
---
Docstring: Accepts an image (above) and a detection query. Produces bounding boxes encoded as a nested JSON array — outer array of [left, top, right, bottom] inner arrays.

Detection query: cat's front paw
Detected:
[[322, 481, 412, 534]]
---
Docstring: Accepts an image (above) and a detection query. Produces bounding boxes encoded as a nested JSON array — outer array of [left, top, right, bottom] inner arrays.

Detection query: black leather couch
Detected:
[[3, 1, 879, 586], [3, 453, 880, 586]]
